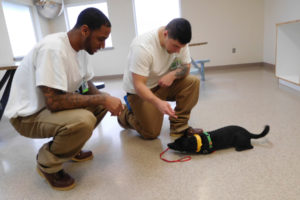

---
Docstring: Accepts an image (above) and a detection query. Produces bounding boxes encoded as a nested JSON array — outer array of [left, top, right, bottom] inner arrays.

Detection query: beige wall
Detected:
[[264, 0, 300, 65], [182, 0, 264, 67], [87, 0, 136, 76], [46, 0, 265, 74], [1, 0, 268, 76]]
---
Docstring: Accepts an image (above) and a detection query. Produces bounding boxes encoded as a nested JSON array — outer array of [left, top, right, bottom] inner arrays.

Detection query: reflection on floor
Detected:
[[1, 64, 300, 200]]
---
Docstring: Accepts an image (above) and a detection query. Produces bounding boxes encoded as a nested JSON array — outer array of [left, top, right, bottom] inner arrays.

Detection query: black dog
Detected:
[[168, 125, 270, 154]]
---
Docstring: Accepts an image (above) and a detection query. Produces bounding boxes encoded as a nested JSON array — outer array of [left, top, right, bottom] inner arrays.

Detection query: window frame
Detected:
[[2, 0, 39, 61]]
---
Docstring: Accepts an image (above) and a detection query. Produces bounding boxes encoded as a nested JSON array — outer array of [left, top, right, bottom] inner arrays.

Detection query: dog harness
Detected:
[[194, 132, 213, 152], [203, 132, 213, 149], [194, 134, 202, 152]]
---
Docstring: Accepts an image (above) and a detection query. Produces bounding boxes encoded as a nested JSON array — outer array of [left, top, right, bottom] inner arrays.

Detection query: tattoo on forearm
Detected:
[[39, 86, 107, 111], [175, 64, 188, 78]]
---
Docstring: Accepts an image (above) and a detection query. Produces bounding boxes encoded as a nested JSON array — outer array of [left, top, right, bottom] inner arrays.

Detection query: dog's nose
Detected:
[[167, 143, 175, 149]]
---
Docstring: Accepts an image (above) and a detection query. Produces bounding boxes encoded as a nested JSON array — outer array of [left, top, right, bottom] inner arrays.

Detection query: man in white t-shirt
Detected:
[[118, 18, 203, 139], [5, 8, 124, 190]]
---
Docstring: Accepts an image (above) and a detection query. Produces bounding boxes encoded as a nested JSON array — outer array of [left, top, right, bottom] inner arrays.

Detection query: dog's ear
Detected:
[[184, 128, 203, 136]]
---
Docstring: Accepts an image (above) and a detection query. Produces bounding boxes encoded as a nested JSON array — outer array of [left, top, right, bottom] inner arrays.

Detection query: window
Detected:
[[65, 2, 113, 48], [2, 1, 37, 59], [133, 0, 181, 35]]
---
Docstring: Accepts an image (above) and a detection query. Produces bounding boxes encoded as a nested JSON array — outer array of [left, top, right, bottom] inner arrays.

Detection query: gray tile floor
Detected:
[[1, 64, 300, 200]]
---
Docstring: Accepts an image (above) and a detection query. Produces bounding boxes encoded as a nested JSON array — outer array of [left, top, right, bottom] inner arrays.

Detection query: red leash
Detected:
[[160, 148, 192, 163]]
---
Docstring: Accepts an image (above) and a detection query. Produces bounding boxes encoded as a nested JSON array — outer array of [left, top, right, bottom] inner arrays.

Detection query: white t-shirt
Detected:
[[5, 32, 93, 118], [122, 28, 191, 94]]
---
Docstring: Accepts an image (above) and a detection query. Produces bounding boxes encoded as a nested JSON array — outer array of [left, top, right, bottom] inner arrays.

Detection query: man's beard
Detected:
[[84, 35, 94, 55]]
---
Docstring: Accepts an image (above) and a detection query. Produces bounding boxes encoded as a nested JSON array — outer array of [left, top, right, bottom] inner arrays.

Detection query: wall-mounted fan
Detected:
[[35, 0, 64, 19]]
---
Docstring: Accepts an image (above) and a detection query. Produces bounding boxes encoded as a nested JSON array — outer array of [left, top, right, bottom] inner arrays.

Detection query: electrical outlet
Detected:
[[232, 48, 236, 53]]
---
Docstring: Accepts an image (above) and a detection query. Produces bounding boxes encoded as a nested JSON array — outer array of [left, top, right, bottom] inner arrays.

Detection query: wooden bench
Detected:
[[189, 42, 210, 81], [0, 66, 17, 120], [191, 59, 210, 81]]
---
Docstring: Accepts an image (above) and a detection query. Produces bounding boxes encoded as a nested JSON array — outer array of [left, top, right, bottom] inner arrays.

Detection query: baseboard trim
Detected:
[[262, 62, 275, 71], [92, 62, 275, 80], [92, 74, 123, 81], [205, 62, 275, 71]]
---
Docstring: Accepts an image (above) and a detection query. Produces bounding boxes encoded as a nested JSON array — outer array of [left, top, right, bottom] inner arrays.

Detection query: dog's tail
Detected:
[[249, 125, 270, 139]]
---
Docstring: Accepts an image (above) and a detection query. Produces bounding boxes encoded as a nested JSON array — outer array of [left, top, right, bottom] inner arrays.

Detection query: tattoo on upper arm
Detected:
[[39, 86, 65, 109], [40, 86, 63, 98], [175, 64, 188, 78]]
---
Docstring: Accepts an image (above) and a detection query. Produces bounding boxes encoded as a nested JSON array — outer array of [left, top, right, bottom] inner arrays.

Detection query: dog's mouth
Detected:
[[167, 143, 174, 149], [167, 143, 179, 150]]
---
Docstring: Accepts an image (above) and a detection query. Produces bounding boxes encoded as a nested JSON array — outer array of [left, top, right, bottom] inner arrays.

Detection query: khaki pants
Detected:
[[119, 75, 200, 139], [10, 105, 107, 173]]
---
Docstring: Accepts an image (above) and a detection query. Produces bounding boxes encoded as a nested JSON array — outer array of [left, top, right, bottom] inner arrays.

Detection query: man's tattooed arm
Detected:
[[173, 63, 191, 79], [86, 80, 101, 95], [39, 86, 109, 112], [158, 63, 191, 87]]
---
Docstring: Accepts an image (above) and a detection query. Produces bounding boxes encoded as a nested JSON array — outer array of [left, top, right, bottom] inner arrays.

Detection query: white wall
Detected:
[[276, 21, 300, 84], [51, 0, 265, 73], [182, 0, 264, 67], [1, 0, 266, 76], [263, 0, 300, 65], [88, 0, 135, 76]]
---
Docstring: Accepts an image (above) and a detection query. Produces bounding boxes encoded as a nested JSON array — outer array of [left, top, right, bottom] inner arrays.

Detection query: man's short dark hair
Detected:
[[165, 18, 192, 44], [74, 7, 111, 30]]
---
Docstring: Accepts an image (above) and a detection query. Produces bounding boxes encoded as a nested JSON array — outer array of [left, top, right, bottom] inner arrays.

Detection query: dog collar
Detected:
[[194, 134, 202, 152], [203, 132, 213, 148]]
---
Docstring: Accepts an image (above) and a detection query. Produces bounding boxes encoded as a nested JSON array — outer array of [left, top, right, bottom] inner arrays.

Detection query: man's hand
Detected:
[[104, 95, 124, 116], [86, 81, 124, 115], [158, 72, 176, 87], [155, 99, 177, 119], [132, 73, 177, 118]]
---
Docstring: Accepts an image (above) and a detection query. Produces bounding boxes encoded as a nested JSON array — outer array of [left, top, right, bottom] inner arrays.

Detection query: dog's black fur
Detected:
[[168, 125, 270, 154]]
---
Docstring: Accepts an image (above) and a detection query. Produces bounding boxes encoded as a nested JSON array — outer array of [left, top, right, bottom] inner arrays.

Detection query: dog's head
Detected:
[[168, 134, 202, 153]]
